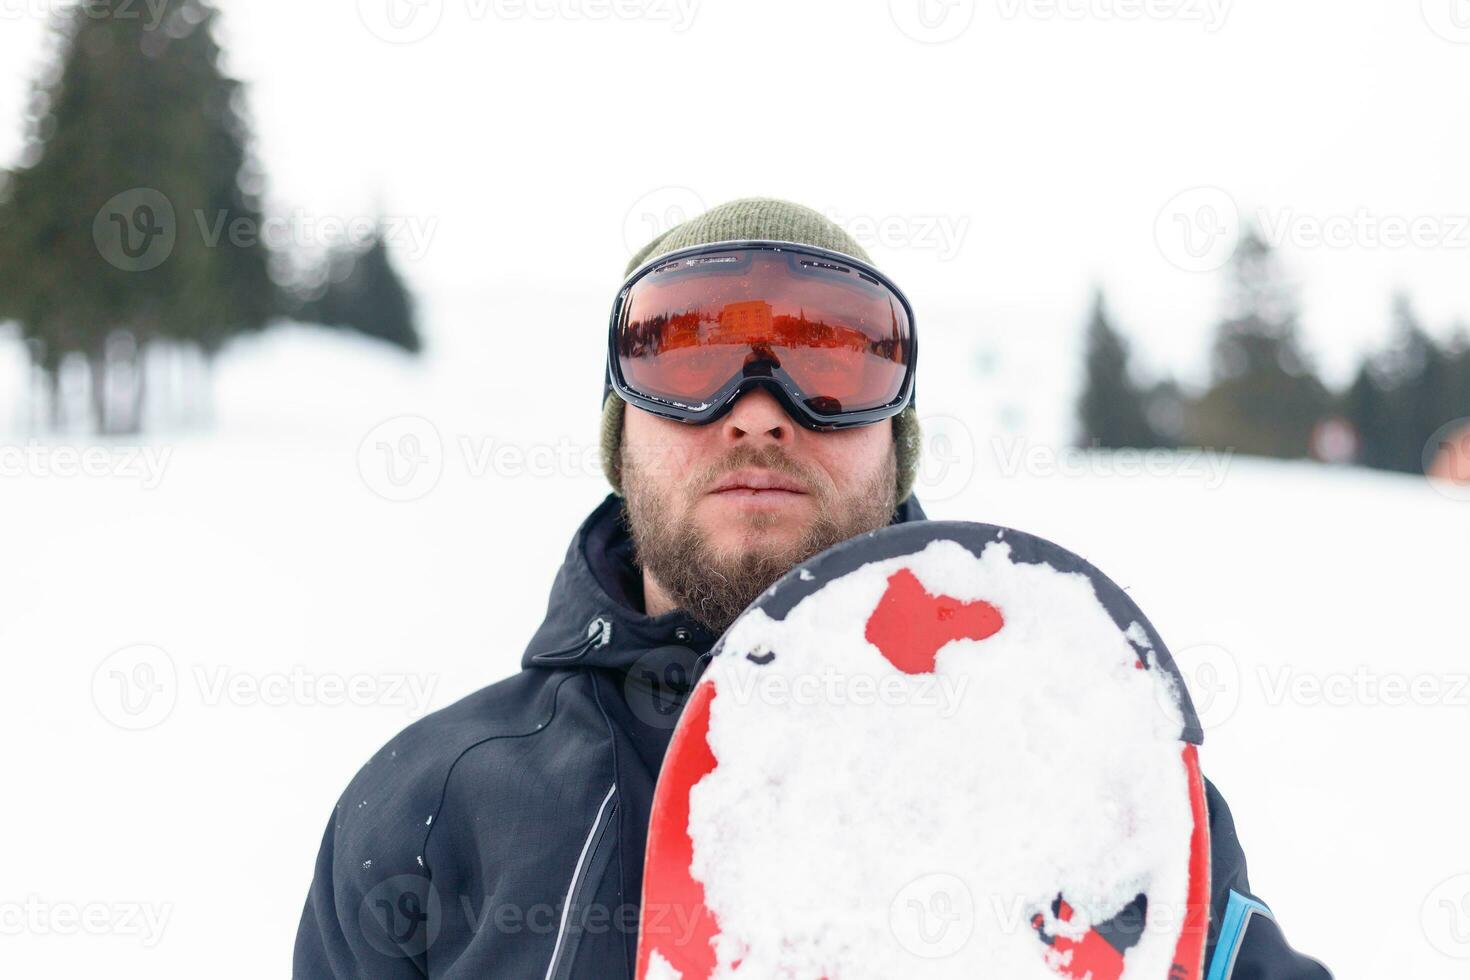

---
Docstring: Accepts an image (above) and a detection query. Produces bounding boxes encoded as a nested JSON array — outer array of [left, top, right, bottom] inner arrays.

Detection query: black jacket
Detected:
[[294, 494, 1330, 979]]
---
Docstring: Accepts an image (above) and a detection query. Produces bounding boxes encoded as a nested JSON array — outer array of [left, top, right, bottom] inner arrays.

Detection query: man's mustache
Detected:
[[696, 447, 820, 497]]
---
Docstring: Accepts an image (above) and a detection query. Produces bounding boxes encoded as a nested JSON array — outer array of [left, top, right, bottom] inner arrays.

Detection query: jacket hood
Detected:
[[520, 492, 929, 675]]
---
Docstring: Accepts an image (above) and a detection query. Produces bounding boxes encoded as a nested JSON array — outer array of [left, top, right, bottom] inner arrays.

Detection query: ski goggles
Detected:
[[605, 241, 917, 430]]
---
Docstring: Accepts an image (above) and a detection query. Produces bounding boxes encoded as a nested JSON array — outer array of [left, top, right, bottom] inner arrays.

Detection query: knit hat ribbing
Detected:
[[603, 197, 922, 501]]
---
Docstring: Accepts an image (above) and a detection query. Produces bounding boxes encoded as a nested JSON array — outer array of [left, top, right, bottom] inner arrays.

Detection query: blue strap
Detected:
[[1206, 890, 1273, 980]]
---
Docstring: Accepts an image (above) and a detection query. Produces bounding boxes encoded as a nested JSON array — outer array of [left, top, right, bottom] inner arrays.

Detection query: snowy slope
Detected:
[[0, 312, 1465, 978]]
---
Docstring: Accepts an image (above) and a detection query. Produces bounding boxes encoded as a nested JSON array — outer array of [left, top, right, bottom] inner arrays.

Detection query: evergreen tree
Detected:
[[1355, 296, 1465, 474], [1076, 289, 1157, 448], [300, 232, 420, 354], [1342, 361, 1391, 470], [0, 0, 275, 432], [1186, 228, 1330, 457]]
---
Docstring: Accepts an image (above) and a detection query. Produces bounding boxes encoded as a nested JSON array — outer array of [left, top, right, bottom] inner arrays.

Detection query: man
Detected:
[[294, 198, 1330, 978]]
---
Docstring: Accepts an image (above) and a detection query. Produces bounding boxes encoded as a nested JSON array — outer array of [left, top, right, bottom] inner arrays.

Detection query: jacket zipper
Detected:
[[543, 782, 618, 980]]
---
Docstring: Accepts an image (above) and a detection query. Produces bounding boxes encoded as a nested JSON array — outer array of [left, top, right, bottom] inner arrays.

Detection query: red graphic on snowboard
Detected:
[[864, 567, 1005, 674]]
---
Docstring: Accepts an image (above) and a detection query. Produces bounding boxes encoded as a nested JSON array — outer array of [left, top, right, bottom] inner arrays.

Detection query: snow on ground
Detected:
[[0, 306, 1466, 978]]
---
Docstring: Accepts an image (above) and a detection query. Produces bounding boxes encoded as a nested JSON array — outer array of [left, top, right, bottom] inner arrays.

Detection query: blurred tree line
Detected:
[[1077, 227, 1470, 477], [0, 0, 419, 435]]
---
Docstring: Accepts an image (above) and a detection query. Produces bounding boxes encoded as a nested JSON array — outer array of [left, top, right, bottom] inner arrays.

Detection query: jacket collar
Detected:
[[520, 492, 928, 674]]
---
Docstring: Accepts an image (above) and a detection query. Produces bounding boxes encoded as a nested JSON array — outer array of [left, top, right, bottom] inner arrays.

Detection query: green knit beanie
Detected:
[[602, 196, 922, 502]]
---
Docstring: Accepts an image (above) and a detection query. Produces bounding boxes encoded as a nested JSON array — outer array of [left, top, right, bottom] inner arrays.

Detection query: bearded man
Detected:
[[294, 198, 1328, 980]]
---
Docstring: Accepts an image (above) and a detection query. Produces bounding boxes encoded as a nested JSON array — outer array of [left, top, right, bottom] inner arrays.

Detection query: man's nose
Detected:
[[719, 387, 794, 446]]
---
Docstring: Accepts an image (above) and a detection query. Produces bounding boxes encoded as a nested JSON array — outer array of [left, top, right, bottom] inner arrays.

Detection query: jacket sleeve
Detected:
[[1203, 778, 1332, 978], [293, 798, 437, 979]]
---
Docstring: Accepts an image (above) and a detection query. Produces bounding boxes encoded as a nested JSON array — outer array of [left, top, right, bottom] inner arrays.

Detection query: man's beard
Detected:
[[622, 442, 898, 635]]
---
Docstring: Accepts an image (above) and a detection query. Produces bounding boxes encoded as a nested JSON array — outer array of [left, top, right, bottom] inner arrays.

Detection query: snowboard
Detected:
[[635, 521, 1211, 980]]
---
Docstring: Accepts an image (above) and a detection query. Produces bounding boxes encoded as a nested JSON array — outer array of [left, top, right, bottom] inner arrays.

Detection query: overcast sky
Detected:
[[2, 0, 1468, 385]]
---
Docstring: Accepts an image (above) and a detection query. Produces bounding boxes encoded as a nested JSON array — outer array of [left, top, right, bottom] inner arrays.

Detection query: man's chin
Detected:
[[697, 494, 813, 547]]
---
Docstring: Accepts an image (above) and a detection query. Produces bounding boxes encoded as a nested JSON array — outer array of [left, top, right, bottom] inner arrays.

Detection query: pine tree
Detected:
[[300, 232, 421, 354], [1076, 289, 1157, 449], [1186, 228, 1330, 457], [0, 0, 276, 432]]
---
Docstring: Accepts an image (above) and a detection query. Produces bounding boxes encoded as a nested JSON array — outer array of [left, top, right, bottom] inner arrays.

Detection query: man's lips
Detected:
[[707, 468, 809, 496]]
